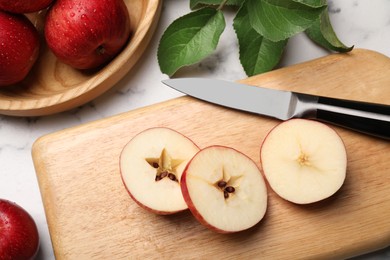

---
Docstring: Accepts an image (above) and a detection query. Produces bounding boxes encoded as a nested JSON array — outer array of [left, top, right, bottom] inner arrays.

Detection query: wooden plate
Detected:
[[0, 0, 162, 117]]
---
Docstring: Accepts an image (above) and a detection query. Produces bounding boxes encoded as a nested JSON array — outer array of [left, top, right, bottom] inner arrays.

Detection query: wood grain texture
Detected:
[[32, 49, 390, 259], [0, 0, 161, 116]]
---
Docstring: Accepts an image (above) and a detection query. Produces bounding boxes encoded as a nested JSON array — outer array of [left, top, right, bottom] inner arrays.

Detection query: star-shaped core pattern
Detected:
[[145, 148, 184, 182], [214, 166, 243, 199]]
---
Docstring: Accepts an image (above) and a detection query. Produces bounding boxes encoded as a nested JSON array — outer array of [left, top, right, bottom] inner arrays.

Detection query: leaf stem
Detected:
[[217, 0, 229, 10]]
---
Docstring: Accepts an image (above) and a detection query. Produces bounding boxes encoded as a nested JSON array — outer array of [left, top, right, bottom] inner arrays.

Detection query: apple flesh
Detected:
[[44, 0, 131, 70], [181, 146, 268, 233], [120, 127, 200, 215], [0, 11, 40, 87], [260, 119, 347, 204], [0, 199, 39, 260], [0, 0, 53, 13]]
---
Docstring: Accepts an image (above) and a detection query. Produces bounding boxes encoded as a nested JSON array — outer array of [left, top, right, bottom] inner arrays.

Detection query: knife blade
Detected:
[[162, 78, 390, 140]]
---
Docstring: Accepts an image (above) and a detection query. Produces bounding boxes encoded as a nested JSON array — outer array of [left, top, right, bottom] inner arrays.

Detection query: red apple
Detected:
[[0, 0, 53, 13], [0, 11, 40, 87], [44, 0, 131, 70], [0, 199, 39, 260]]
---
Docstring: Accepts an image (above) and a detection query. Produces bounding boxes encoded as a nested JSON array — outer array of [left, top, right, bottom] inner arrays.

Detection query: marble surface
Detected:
[[1, 0, 389, 259]]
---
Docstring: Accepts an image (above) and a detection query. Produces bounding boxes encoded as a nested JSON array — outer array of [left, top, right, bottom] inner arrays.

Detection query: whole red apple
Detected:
[[44, 0, 131, 70], [0, 0, 54, 13], [0, 199, 40, 260], [0, 11, 40, 87]]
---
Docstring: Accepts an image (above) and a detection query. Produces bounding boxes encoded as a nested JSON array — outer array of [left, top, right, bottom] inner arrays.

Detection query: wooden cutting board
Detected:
[[32, 49, 390, 259]]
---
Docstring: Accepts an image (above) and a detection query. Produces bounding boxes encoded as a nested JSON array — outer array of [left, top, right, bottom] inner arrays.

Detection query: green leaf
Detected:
[[306, 7, 353, 52], [246, 0, 326, 42], [158, 8, 226, 76], [190, 0, 244, 10], [293, 0, 327, 8], [234, 2, 287, 76]]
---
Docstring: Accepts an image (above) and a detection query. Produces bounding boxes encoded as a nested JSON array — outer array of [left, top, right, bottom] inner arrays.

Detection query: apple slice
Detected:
[[181, 146, 268, 233], [120, 127, 200, 215], [260, 119, 347, 204]]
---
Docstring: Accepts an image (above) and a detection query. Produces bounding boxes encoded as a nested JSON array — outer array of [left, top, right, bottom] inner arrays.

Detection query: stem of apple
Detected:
[[97, 45, 105, 55]]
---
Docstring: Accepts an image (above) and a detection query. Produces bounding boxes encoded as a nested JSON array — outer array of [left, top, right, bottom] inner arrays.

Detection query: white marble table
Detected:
[[1, 0, 389, 259]]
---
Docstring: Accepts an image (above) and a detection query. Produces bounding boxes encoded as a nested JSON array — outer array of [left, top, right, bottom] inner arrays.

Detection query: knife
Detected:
[[162, 78, 390, 140]]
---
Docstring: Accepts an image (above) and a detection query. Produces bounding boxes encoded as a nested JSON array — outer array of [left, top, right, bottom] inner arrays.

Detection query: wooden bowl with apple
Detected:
[[0, 0, 161, 116]]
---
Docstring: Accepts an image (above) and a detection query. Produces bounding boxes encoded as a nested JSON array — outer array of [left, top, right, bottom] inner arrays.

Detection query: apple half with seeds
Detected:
[[181, 146, 268, 233], [261, 119, 347, 204], [120, 127, 200, 215]]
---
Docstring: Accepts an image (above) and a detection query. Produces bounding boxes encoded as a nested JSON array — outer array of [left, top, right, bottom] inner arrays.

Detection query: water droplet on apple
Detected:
[[81, 14, 87, 19], [70, 12, 75, 17]]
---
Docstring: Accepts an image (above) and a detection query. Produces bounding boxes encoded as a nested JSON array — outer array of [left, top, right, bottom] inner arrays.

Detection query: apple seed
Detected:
[[225, 186, 235, 193], [160, 171, 168, 178], [168, 173, 177, 181], [217, 180, 227, 188]]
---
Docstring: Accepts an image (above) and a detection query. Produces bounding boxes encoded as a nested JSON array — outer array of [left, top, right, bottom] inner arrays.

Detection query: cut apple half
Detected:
[[120, 127, 200, 214], [260, 119, 347, 204], [181, 146, 268, 233]]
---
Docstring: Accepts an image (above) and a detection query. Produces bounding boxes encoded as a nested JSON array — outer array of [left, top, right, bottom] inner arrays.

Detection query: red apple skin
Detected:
[[0, 0, 54, 13], [120, 179, 185, 216], [120, 170, 186, 215], [0, 199, 39, 260], [0, 11, 40, 87], [181, 164, 230, 234], [44, 0, 131, 70]]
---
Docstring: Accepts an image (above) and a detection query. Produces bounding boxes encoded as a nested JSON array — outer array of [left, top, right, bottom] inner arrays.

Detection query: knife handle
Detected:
[[315, 97, 390, 140]]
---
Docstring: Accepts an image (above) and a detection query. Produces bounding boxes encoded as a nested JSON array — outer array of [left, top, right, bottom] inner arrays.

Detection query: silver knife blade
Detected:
[[162, 78, 390, 140], [162, 78, 313, 120]]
